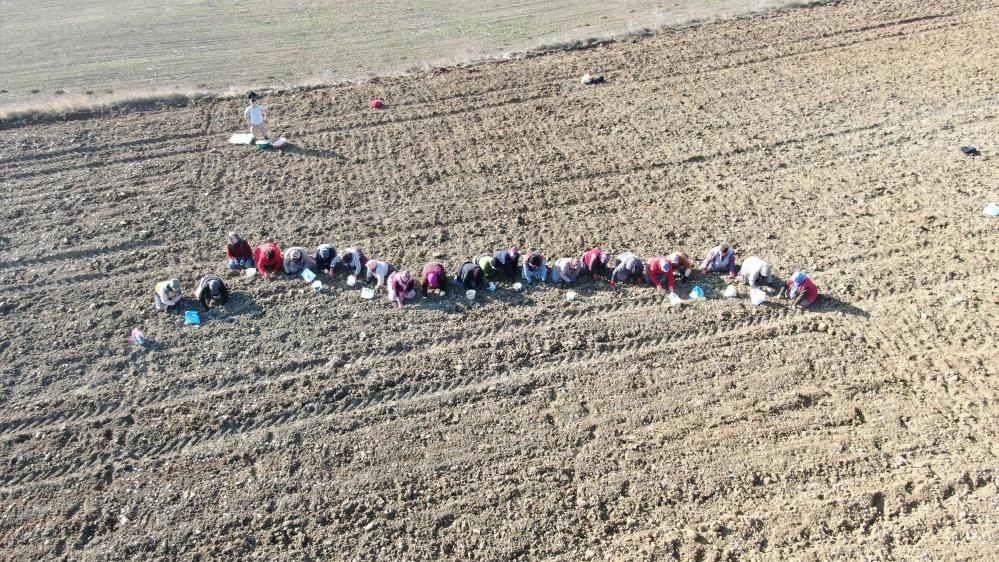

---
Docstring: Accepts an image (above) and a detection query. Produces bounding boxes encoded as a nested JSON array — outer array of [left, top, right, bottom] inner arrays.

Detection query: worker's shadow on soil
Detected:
[[212, 293, 265, 319], [284, 144, 349, 161], [809, 295, 869, 318]]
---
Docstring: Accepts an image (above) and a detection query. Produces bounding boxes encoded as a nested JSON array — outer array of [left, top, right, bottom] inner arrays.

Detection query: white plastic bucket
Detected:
[[360, 287, 376, 299], [565, 291, 577, 302], [465, 289, 476, 301], [346, 275, 357, 287]]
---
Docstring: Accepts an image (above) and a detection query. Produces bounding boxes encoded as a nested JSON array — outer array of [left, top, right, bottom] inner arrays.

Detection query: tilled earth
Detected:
[[1, 0, 997, 559]]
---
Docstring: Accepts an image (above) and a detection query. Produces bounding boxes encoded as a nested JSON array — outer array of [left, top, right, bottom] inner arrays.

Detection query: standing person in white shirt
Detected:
[[243, 92, 268, 140]]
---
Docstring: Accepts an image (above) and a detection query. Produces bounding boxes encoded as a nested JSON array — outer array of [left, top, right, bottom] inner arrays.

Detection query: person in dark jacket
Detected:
[[195, 275, 230, 310], [453, 261, 484, 289], [495, 246, 521, 281], [314, 243, 338, 274]]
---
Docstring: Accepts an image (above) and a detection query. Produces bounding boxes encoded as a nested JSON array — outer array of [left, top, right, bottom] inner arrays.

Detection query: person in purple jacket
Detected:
[[700, 242, 737, 277]]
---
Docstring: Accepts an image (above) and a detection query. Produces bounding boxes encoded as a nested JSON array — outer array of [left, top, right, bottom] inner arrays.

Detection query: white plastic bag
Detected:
[[723, 285, 738, 298], [668, 292, 683, 307], [750, 288, 767, 305]]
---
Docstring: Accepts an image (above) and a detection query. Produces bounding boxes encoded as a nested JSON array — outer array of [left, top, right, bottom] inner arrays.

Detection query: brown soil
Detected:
[[1, 0, 997, 559]]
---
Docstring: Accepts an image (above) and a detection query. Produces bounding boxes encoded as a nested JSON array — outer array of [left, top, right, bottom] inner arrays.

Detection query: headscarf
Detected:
[[427, 271, 441, 288], [789, 271, 807, 297], [291, 249, 303, 261], [169, 278, 181, 291], [208, 278, 223, 297], [227, 231, 240, 245], [598, 251, 611, 265]]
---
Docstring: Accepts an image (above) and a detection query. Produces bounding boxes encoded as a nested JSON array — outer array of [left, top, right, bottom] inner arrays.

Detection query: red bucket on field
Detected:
[[370, 99, 385, 109]]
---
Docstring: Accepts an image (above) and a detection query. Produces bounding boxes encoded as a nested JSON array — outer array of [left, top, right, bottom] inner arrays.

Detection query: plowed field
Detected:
[[1, 0, 997, 559]]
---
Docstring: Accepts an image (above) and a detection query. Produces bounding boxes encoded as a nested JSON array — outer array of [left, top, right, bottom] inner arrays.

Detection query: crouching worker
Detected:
[[522, 251, 548, 284], [646, 255, 676, 294], [580, 248, 612, 279], [283, 247, 316, 275], [195, 275, 229, 310], [610, 252, 645, 287], [453, 261, 484, 289], [495, 247, 521, 281], [388, 271, 417, 309], [700, 242, 737, 277], [226, 232, 255, 270], [338, 248, 368, 278], [778, 271, 819, 309], [365, 259, 393, 290], [153, 278, 183, 312], [738, 256, 778, 292], [421, 262, 449, 296], [550, 257, 581, 286], [253, 242, 283, 278], [668, 252, 694, 284], [476, 254, 503, 280], [314, 244, 338, 274]]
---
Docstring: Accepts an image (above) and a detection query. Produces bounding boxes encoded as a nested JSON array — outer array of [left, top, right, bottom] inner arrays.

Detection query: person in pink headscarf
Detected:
[[420, 262, 449, 296], [388, 270, 417, 309]]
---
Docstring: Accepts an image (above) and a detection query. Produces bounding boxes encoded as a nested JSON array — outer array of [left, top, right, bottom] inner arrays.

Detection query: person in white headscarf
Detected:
[[283, 246, 316, 275], [737, 256, 777, 292]]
